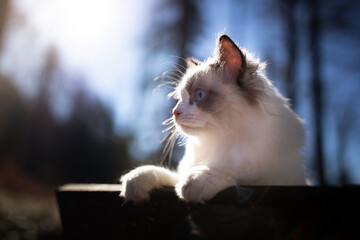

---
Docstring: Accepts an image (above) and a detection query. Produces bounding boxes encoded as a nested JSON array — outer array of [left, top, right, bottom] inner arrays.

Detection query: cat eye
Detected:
[[195, 89, 206, 102]]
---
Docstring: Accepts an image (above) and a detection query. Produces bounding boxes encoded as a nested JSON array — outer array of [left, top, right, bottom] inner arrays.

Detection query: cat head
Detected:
[[169, 35, 266, 137]]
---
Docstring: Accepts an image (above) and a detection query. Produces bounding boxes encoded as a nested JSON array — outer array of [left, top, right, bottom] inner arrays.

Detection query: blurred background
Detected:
[[0, 0, 359, 239]]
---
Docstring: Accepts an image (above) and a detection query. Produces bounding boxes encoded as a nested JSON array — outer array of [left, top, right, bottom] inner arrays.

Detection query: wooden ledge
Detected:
[[57, 184, 360, 239], [58, 184, 120, 192]]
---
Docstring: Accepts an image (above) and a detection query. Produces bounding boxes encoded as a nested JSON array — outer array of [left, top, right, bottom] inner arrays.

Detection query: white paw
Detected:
[[176, 166, 230, 202], [120, 165, 179, 203], [120, 166, 159, 202]]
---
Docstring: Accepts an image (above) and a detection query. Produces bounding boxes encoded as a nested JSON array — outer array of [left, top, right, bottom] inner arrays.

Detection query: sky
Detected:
[[1, 0, 151, 131]]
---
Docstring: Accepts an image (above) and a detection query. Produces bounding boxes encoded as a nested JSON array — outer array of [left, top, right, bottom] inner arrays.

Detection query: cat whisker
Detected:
[[160, 129, 180, 166], [154, 74, 178, 84], [162, 117, 174, 126], [168, 56, 188, 70], [155, 68, 182, 80], [162, 125, 175, 133]]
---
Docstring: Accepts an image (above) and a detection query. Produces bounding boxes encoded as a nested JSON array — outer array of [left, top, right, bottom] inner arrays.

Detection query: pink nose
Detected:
[[173, 110, 182, 118]]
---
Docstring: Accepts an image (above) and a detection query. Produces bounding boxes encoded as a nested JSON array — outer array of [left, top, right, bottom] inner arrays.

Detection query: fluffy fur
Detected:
[[120, 35, 306, 203]]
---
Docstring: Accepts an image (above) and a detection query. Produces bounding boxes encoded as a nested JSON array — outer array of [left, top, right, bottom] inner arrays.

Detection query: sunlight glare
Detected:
[[18, 0, 121, 68], [10, 0, 149, 128], [53, 0, 118, 65]]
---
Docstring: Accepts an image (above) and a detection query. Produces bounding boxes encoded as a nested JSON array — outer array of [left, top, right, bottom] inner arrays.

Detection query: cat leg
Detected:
[[176, 165, 234, 202], [120, 165, 179, 202]]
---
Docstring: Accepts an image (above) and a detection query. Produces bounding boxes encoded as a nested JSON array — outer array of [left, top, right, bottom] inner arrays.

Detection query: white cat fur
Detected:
[[120, 35, 306, 203]]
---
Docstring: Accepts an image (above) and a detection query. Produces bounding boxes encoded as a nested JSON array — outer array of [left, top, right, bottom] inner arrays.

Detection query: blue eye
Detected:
[[195, 89, 206, 102]]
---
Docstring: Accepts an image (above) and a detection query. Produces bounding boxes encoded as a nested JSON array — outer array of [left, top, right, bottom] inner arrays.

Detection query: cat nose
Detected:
[[173, 110, 182, 118]]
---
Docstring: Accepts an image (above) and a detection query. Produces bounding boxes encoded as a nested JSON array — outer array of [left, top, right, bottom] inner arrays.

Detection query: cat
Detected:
[[120, 34, 306, 203]]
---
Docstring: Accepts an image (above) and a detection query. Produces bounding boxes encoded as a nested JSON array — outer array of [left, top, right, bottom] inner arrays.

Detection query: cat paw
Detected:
[[176, 166, 227, 202], [120, 165, 179, 203], [120, 166, 159, 202]]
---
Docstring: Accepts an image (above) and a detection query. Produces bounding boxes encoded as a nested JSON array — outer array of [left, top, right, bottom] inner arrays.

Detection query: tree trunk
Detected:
[[283, 0, 297, 109], [308, 0, 325, 185]]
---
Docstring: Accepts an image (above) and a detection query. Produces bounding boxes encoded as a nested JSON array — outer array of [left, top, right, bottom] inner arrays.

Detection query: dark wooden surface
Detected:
[[56, 184, 360, 240]]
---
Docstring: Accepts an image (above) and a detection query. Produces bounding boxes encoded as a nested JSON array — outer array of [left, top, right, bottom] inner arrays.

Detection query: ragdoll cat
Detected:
[[120, 34, 306, 203]]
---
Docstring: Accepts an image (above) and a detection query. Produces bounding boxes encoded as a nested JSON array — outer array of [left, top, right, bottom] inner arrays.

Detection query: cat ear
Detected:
[[186, 57, 201, 68], [216, 35, 245, 78]]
